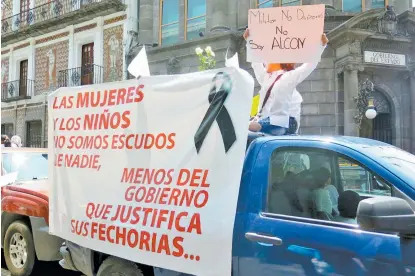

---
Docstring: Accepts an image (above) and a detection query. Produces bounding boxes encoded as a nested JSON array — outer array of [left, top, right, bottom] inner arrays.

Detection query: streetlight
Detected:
[[365, 95, 377, 120], [355, 78, 377, 128]]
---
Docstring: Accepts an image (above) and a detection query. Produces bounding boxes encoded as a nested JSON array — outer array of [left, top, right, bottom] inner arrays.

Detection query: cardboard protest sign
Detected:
[[247, 4, 325, 63], [48, 68, 254, 276]]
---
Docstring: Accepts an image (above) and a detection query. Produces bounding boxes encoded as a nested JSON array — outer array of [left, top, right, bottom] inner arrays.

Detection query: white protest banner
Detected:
[[128, 45, 150, 78], [225, 48, 240, 69], [247, 4, 325, 63], [0, 172, 17, 187], [48, 68, 254, 276]]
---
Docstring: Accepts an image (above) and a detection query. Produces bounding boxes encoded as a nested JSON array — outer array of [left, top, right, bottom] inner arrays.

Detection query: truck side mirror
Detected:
[[357, 197, 415, 236]]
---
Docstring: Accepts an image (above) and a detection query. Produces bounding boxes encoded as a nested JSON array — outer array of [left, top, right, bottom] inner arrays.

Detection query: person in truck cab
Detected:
[[1, 135, 11, 147], [311, 167, 334, 220], [243, 29, 328, 136], [334, 190, 361, 224]]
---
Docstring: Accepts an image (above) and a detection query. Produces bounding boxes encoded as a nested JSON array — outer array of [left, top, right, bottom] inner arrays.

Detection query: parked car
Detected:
[[60, 134, 415, 276], [1, 147, 63, 276]]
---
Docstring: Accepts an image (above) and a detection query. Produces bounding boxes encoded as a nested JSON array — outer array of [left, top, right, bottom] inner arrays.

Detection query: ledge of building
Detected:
[[1, 94, 48, 109], [147, 32, 240, 55]]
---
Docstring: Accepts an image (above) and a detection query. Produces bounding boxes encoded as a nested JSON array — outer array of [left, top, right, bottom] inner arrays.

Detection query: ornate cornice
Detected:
[[345, 63, 365, 72], [336, 63, 364, 74], [335, 57, 364, 74]]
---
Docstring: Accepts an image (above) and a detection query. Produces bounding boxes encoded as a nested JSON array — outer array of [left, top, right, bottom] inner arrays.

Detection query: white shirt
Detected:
[[290, 89, 302, 124], [251, 45, 326, 128]]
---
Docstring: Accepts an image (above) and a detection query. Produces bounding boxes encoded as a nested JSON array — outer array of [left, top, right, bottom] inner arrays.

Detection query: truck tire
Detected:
[[97, 256, 145, 276], [3, 221, 36, 276]]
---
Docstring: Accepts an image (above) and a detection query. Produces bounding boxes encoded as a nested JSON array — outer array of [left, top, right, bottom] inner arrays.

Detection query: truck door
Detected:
[[235, 140, 415, 276]]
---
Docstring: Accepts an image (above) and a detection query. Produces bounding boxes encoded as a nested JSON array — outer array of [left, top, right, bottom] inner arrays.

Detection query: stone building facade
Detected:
[[1, 0, 415, 153], [126, 0, 414, 153], [0, 0, 138, 147]]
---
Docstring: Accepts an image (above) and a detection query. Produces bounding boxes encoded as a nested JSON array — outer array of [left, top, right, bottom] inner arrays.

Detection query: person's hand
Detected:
[[243, 28, 250, 41], [321, 33, 329, 46], [249, 121, 261, 132]]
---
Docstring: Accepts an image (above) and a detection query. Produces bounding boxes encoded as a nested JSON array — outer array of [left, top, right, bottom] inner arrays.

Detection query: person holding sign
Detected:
[[244, 28, 328, 135]]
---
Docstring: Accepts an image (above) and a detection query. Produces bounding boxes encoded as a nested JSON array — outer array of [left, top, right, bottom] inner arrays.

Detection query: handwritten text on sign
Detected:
[[48, 69, 253, 276], [247, 4, 325, 63]]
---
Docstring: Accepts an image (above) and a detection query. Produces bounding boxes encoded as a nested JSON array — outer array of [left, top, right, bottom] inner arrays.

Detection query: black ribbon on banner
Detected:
[[194, 72, 237, 154]]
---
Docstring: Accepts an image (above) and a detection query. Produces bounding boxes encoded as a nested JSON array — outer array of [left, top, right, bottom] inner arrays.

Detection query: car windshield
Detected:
[[366, 146, 415, 187], [1, 152, 48, 181], [381, 151, 415, 173]]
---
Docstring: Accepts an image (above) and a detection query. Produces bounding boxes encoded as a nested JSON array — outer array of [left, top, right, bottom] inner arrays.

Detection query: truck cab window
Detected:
[[338, 157, 391, 197], [268, 148, 339, 221], [267, 148, 395, 227]]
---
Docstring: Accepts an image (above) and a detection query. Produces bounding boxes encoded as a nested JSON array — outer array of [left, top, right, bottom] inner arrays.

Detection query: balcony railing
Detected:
[[1, 79, 34, 102], [1, 0, 125, 39], [58, 64, 104, 88]]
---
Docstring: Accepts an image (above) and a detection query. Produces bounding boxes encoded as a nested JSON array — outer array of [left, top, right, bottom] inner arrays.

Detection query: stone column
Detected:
[[228, 0, 238, 31], [237, 0, 251, 30], [207, 0, 229, 33], [126, 0, 139, 34], [343, 64, 364, 137], [138, 0, 154, 44]]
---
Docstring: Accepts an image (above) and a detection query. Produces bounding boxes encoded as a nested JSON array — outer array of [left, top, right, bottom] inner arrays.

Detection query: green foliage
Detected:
[[195, 46, 216, 71]]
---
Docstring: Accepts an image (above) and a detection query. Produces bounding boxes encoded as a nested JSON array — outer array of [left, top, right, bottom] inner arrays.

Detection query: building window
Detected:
[[371, 0, 385, 9], [1, 124, 14, 138], [343, 0, 387, 12], [280, 0, 301, 6], [20, 0, 30, 25], [160, 0, 180, 46], [185, 0, 206, 41], [19, 59, 28, 97], [343, 0, 363, 12], [81, 43, 94, 85], [26, 121, 42, 148], [257, 0, 273, 8], [258, 0, 302, 8]]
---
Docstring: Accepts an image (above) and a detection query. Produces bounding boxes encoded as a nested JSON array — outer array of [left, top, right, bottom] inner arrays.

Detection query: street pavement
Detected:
[[1, 261, 82, 276]]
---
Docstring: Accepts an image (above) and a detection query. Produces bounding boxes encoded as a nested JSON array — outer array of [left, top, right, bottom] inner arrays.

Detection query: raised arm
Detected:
[[282, 34, 329, 90], [243, 28, 267, 87]]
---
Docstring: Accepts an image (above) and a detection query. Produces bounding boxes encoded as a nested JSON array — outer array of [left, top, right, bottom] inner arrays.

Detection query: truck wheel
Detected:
[[3, 221, 36, 276], [97, 256, 145, 276]]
